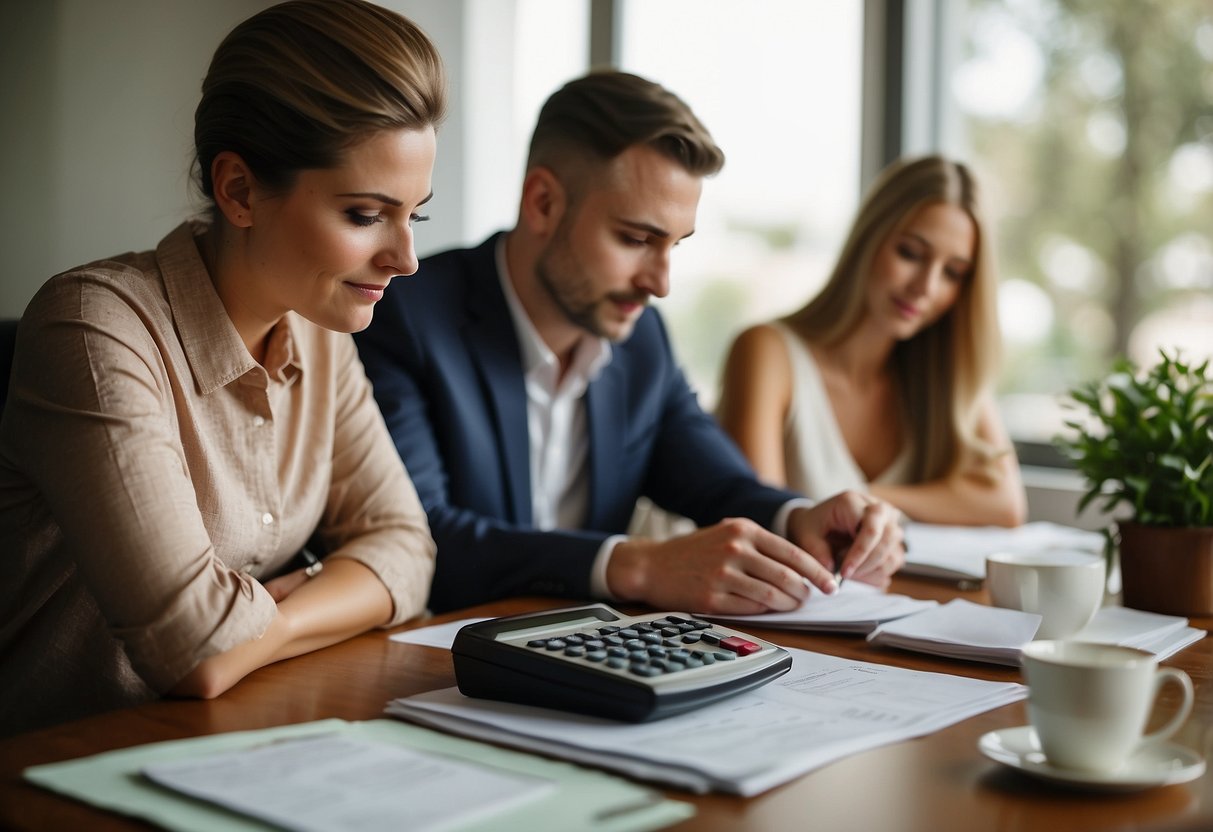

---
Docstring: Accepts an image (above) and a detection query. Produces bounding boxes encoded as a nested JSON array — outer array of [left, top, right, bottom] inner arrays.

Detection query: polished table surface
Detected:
[[2, 575, 1211, 832]]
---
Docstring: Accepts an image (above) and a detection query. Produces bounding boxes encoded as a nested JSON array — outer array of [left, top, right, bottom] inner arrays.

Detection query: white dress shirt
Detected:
[[495, 240, 810, 600]]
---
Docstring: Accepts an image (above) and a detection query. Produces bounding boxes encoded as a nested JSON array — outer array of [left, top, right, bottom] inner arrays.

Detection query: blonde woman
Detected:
[[0, 0, 444, 736], [718, 155, 1026, 527]]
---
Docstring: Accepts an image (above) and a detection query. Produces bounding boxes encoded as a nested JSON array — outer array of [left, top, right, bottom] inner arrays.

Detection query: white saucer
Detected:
[[979, 725, 1206, 792]]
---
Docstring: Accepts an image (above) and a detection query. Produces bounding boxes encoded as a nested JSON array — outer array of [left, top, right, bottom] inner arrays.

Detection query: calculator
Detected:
[[451, 603, 793, 723]]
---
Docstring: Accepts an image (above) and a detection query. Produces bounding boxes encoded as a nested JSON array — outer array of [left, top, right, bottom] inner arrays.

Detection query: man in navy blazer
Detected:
[[355, 71, 905, 614]]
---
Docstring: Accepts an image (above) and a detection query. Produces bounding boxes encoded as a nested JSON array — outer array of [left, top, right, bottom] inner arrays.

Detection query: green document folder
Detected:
[[24, 718, 693, 832]]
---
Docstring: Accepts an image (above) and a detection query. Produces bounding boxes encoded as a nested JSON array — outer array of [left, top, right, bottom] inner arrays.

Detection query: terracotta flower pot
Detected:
[[1117, 522, 1213, 616]]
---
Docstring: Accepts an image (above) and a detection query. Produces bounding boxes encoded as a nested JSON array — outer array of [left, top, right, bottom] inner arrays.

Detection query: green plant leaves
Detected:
[[1055, 348, 1213, 527]]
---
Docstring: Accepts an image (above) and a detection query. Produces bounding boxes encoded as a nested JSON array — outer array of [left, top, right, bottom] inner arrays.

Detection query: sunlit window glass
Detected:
[[951, 0, 1213, 443], [617, 1, 864, 405]]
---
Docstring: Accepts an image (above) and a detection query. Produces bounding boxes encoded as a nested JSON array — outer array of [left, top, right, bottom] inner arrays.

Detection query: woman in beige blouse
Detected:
[[0, 0, 443, 736], [718, 156, 1027, 528]]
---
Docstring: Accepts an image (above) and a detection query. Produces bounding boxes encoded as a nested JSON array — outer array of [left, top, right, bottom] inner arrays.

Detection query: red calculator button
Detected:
[[719, 636, 761, 656]]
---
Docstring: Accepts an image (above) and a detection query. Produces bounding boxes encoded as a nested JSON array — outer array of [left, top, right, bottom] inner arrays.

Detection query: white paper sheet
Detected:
[[705, 580, 938, 634], [902, 522, 1105, 581], [867, 601, 1207, 666], [867, 599, 1042, 665], [385, 648, 1025, 796], [142, 734, 555, 832], [389, 618, 491, 650]]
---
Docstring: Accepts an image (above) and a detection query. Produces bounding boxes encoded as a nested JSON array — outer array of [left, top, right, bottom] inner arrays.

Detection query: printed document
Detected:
[[142, 734, 554, 832], [706, 580, 937, 634], [386, 648, 1025, 796], [867, 600, 1206, 665]]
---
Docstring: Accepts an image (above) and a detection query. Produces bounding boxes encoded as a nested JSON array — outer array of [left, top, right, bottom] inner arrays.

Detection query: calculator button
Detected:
[[668, 649, 691, 662], [606, 657, 626, 669], [629, 663, 662, 677], [676, 623, 698, 633], [564, 646, 586, 657], [618, 628, 640, 639], [585, 650, 608, 662], [684, 658, 704, 669], [646, 646, 668, 657], [628, 650, 649, 661], [607, 646, 628, 658], [640, 633, 662, 645], [624, 639, 645, 650], [662, 638, 681, 648], [713, 651, 735, 661], [584, 639, 604, 650], [689, 619, 712, 630], [697, 652, 716, 665], [720, 636, 762, 656], [545, 639, 567, 650], [681, 633, 701, 644], [699, 631, 724, 645], [633, 622, 656, 633], [563, 635, 584, 646], [598, 626, 621, 635], [604, 635, 624, 647], [660, 627, 680, 637], [527, 639, 547, 648], [648, 659, 669, 672], [664, 615, 688, 625]]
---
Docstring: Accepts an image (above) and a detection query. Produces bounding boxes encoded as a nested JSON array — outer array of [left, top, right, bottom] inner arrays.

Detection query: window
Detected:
[[616, 0, 866, 406], [944, 0, 1213, 445]]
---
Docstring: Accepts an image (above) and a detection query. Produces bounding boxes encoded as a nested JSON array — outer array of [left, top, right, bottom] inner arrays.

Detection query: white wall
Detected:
[[0, 0, 474, 319]]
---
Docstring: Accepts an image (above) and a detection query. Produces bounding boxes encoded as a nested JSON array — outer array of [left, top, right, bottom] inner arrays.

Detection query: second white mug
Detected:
[[986, 549, 1106, 639]]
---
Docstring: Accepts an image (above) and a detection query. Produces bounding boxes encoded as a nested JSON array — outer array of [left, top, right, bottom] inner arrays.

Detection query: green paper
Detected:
[[24, 719, 693, 832]]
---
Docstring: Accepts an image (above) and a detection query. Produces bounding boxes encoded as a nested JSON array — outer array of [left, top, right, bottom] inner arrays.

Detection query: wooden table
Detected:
[[2, 576, 1210, 831]]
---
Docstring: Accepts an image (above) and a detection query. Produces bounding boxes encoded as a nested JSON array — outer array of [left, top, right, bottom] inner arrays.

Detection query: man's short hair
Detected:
[[526, 70, 724, 182]]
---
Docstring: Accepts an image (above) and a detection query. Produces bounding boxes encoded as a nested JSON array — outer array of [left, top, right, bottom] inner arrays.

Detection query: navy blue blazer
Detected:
[[354, 233, 799, 612]]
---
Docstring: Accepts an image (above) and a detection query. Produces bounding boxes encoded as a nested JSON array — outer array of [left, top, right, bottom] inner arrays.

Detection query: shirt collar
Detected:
[[157, 221, 304, 393], [494, 235, 612, 390]]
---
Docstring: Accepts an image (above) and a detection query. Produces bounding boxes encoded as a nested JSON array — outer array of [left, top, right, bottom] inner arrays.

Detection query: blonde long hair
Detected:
[[785, 155, 1004, 482]]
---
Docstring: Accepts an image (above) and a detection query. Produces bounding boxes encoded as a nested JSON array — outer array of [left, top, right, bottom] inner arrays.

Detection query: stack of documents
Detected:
[[867, 600, 1041, 665], [902, 522, 1105, 582], [706, 580, 938, 634], [1074, 606, 1207, 659], [867, 600, 1206, 666], [25, 719, 693, 832], [386, 648, 1025, 796]]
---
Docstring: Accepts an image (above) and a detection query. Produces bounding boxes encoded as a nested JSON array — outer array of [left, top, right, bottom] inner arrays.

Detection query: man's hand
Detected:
[[786, 491, 906, 588], [606, 517, 837, 615]]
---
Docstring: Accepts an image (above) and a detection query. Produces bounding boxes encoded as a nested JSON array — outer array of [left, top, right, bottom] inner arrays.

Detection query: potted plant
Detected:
[[1056, 349, 1213, 616]]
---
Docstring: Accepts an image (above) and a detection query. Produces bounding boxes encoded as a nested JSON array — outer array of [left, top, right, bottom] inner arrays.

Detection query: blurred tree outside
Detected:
[[956, 0, 1213, 442]]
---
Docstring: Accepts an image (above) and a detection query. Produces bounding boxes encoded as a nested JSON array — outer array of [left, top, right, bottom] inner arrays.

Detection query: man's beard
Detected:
[[534, 227, 647, 342]]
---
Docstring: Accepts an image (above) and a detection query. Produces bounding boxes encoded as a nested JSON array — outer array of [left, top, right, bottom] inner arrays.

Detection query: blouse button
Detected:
[[252, 415, 266, 427], [261, 512, 274, 526]]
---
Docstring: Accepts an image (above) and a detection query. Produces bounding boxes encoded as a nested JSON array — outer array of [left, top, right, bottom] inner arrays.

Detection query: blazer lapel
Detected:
[[464, 241, 532, 525], [585, 361, 626, 530]]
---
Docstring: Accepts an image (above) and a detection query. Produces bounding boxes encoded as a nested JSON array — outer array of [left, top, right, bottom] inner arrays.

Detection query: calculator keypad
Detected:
[[524, 615, 760, 677]]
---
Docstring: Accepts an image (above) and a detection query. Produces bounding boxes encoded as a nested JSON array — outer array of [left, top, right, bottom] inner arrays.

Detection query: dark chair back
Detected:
[[0, 319, 20, 413]]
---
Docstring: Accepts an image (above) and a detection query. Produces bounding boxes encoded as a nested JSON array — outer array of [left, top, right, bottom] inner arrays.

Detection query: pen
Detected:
[[833, 555, 845, 590]]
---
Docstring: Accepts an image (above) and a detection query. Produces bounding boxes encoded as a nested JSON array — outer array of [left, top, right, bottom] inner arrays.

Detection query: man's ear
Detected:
[[210, 151, 256, 229], [518, 166, 567, 238]]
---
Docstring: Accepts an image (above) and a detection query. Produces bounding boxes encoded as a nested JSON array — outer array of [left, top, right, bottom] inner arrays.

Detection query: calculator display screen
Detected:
[[495, 615, 606, 642]]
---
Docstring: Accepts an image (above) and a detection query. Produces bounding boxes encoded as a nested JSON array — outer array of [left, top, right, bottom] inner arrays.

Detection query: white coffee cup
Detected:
[[986, 549, 1106, 639], [1020, 640, 1194, 772]]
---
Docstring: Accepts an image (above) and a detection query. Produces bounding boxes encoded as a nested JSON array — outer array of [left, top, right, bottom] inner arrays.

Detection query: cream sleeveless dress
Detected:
[[627, 322, 913, 540], [770, 321, 913, 498]]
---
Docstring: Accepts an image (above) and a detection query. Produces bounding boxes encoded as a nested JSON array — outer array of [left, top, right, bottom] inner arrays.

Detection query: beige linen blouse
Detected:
[[0, 222, 435, 736]]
